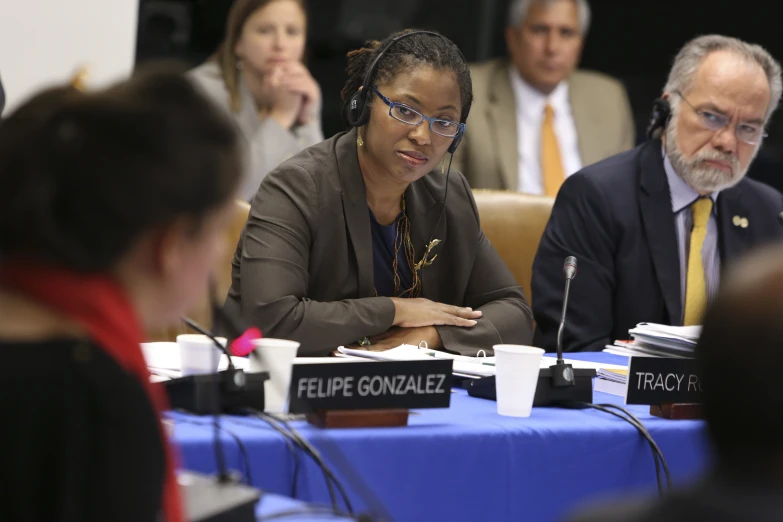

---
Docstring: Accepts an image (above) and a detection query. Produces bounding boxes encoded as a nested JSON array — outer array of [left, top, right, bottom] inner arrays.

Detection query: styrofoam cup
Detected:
[[493, 344, 545, 418], [248, 338, 300, 413], [177, 334, 224, 376]]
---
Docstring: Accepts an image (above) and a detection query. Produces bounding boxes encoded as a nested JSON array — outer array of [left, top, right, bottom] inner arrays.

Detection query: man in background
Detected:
[[566, 244, 783, 521], [454, 0, 634, 195]]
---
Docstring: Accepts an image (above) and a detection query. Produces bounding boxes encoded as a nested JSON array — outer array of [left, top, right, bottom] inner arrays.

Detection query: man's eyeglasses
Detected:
[[674, 90, 767, 145], [371, 86, 465, 139]]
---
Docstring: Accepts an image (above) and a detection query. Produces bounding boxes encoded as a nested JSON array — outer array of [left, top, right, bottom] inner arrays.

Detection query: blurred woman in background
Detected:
[[189, 0, 323, 200], [0, 66, 241, 521]]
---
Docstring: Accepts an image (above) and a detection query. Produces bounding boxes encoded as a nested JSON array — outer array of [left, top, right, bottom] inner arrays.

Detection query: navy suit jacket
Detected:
[[532, 139, 783, 352]]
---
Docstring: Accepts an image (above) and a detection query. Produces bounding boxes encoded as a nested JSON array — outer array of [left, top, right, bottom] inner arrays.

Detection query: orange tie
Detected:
[[541, 104, 565, 197]]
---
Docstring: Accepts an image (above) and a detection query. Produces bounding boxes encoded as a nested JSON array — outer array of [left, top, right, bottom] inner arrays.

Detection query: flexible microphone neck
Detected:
[[556, 278, 572, 365], [547, 256, 578, 389], [557, 256, 577, 361]]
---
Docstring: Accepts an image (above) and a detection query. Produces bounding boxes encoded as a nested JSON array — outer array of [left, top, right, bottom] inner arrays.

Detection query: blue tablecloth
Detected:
[[172, 353, 710, 522], [256, 493, 353, 521]]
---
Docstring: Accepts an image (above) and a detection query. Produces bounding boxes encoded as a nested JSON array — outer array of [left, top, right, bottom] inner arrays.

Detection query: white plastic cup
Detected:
[[177, 334, 225, 376], [493, 344, 545, 418], [247, 338, 300, 413]]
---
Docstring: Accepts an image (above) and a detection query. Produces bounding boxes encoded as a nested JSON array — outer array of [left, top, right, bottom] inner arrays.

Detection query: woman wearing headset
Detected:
[[225, 30, 533, 356]]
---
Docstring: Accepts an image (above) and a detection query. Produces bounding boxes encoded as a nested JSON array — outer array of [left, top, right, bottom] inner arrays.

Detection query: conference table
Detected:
[[171, 352, 710, 522], [255, 493, 353, 521]]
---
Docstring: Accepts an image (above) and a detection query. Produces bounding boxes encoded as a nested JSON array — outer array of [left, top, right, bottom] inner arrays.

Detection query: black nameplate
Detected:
[[625, 357, 703, 405], [288, 360, 453, 413]]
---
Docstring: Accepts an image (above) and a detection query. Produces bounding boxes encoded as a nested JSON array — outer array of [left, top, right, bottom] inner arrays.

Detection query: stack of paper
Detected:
[[594, 368, 629, 397], [336, 345, 630, 380], [336, 345, 496, 378], [603, 323, 700, 358]]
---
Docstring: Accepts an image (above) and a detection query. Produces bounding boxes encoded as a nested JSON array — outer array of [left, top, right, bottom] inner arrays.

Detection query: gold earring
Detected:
[[357, 133, 364, 147], [441, 158, 446, 174]]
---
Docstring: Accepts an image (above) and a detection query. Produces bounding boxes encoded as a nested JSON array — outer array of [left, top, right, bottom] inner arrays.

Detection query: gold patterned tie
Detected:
[[541, 104, 565, 197], [683, 198, 713, 326]]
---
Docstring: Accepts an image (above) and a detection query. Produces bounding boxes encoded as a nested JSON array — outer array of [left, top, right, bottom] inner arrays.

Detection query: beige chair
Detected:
[[145, 199, 251, 342], [472, 189, 555, 304]]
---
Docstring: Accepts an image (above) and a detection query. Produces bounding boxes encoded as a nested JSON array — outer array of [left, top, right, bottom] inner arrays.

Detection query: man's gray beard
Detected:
[[664, 119, 755, 193]]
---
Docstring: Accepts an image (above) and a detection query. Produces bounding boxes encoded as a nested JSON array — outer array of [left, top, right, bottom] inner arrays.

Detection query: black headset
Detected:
[[646, 97, 672, 139], [345, 30, 468, 154]]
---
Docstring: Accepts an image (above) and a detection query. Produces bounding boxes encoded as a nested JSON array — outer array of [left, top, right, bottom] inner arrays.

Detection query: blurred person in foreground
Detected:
[[454, 0, 634, 195], [224, 29, 533, 356], [190, 0, 323, 201], [0, 66, 241, 521], [532, 35, 783, 352], [565, 243, 783, 521]]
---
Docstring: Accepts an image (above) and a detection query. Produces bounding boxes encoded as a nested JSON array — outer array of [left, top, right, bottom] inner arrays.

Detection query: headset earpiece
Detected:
[[646, 97, 672, 139], [347, 88, 371, 128]]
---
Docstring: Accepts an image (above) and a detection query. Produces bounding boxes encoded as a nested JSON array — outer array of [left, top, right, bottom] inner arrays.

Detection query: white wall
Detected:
[[0, 0, 139, 114]]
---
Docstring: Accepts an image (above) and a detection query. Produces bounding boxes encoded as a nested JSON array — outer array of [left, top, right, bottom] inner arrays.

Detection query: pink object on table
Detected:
[[230, 327, 262, 356]]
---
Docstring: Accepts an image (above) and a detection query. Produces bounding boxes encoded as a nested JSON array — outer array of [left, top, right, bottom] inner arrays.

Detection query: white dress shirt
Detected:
[[508, 68, 582, 195]]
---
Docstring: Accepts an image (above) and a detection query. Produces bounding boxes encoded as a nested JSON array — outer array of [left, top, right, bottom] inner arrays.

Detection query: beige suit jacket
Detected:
[[224, 128, 534, 356], [454, 58, 635, 191]]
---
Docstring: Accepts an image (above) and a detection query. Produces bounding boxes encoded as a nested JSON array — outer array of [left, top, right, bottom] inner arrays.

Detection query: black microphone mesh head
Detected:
[[778, 212, 783, 226]]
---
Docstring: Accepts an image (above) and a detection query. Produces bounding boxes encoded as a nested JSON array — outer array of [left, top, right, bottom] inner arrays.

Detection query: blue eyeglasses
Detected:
[[674, 90, 767, 145], [371, 86, 465, 139]]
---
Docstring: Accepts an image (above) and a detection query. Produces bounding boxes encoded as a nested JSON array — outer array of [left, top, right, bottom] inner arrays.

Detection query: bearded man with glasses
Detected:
[[531, 35, 783, 353]]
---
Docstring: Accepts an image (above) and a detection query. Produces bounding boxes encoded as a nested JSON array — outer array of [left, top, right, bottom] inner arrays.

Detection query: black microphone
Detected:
[[777, 211, 783, 226], [550, 256, 577, 387], [172, 292, 263, 522]]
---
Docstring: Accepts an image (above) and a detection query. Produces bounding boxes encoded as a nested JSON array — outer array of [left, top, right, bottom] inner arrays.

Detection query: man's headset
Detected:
[[647, 97, 672, 139], [345, 30, 469, 154]]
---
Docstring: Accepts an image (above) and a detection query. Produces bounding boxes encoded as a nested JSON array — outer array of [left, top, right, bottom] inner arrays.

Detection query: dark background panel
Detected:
[[135, 0, 783, 191]]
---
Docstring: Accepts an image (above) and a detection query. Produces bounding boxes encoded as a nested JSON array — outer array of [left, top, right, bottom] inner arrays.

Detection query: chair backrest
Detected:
[[471, 189, 554, 304], [145, 199, 251, 342]]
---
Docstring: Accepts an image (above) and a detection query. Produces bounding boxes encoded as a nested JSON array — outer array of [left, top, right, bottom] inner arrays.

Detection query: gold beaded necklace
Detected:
[[374, 193, 422, 298]]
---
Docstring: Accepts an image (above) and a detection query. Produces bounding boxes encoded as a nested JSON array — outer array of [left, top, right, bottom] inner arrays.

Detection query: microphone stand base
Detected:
[[465, 368, 596, 406], [534, 367, 595, 406], [162, 370, 270, 415], [180, 470, 260, 522]]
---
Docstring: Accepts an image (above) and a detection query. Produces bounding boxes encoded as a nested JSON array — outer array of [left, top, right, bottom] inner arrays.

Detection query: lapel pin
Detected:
[[733, 215, 748, 228]]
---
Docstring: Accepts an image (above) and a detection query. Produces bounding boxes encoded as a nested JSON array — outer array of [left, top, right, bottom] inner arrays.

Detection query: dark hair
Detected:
[[213, 0, 308, 113], [696, 245, 783, 464], [0, 62, 242, 272], [340, 29, 472, 126]]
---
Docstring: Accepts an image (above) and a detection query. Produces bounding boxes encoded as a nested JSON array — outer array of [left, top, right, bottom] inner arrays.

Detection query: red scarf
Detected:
[[0, 262, 184, 522]]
